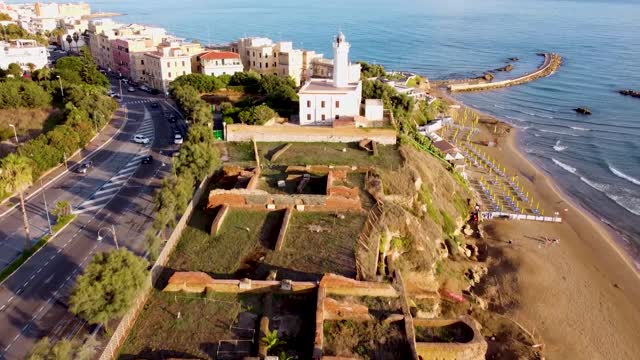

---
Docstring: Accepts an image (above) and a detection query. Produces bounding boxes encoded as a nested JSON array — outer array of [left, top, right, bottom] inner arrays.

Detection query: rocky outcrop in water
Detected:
[[508, 57, 519, 62], [494, 64, 513, 72], [480, 73, 494, 81], [574, 107, 592, 115], [619, 89, 640, 99]]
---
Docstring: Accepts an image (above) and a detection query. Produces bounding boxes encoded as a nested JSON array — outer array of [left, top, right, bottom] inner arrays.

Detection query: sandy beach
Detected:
[[436, 90, 640, 359]]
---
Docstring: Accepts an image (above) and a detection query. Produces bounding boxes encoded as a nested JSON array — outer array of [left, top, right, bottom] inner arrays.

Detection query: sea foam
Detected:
[[553, 140, 567, 152], [580, 176, 640, 216], [552, 158, 577, 174], [609, 164, 640, 186]]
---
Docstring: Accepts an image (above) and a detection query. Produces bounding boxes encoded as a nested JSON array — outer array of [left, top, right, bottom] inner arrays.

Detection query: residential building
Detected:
[[196, 50, 242, 76], [143, 39, 203, 93], [298, 33, 363, 126], [310, 57, 361, 82], [34, 2, 90, 18], [0, 39, 48, 71], [87, 18, 117, 69], [57, 17, 88, 52]]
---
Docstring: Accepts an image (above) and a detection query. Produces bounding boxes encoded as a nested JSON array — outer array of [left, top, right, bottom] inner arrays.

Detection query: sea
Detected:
[[12, 0, 640, 258]]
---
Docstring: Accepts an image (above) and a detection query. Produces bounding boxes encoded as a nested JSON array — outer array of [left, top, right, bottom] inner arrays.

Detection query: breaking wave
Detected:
[[571, 126, 590, 131], [552, 158, 577, 174], [553, 140, 567, 152], [580, 176, 640, 216], [540, 129, 581, 137], [609, 164, 640, 186]]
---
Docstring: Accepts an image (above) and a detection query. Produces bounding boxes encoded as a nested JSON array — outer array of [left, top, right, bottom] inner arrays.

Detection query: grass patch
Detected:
[[323, 320, 412, 359], [168, 208, 281, 276], [262, 211, 367, 281], [257, 142, 402, 170], [119, 291, 262, 359], [0, 214, 76, 283], [440, 209, 456, 236], [226, 142, 256, 163]]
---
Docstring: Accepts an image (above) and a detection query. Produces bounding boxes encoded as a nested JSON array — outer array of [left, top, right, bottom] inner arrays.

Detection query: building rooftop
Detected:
[[199, 50, 239, 60], [433, 140, 455, 153], [299, 78, 359, 94]]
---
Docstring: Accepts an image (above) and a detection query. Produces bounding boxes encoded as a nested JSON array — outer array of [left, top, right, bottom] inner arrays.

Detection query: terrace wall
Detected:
[[226, 124, 397, 145], [413, 317, 487, 360], [163, 271, 316, 293]]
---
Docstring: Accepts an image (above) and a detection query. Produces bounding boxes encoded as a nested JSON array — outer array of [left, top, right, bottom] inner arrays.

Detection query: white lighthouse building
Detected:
[[298, 32, 363, 126]]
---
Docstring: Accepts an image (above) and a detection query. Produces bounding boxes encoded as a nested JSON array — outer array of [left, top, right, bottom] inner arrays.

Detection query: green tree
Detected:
[[0, 154, 33, 248], [27, 63, 36, 74], [33, 67, 51, 81], [7, 63, 22, 77], [68, 249, 148, 329], [27, 336, 99, 360], [174, 125, 220, 182], [357, 61, 386, 78]]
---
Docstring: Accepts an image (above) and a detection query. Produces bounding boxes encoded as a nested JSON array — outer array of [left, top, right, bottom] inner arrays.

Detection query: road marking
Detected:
[[36, 268, 42, 274], [7, 296, 14, 302], [24, 281, 29, 287], [15, 288, 22, 295], [29, 275, 35, 280], [0, 305, 6, 311], [44, 274, 54, 284]]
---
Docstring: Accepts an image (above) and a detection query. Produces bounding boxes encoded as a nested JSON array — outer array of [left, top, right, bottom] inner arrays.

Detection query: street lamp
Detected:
[[119, 79, 123, 98], [8, 124, 18, 145], [41, 181, 53, 235], [97, 225, 119, 249], [56, 75, 64, 98]]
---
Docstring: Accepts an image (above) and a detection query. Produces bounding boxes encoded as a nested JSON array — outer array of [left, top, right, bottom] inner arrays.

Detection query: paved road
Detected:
[[0, 86, 186, 359]]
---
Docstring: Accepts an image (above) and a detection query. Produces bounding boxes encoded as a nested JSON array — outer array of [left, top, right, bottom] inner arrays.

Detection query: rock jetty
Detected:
[[574, 107, 592, 115]]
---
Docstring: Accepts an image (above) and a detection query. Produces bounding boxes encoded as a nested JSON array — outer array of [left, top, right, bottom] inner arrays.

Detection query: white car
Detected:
[[174, 134, 183, 145], [127, 86, 136, 92], [133, 134, 150, 144]]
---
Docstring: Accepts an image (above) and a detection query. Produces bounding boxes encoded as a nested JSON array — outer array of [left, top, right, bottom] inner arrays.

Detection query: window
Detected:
[[307, 100, 311, 108], [321, 114, 326, 121], [183, 71, 186, 75], [335, 100, 340, 108], [167, 62, 170, 68], [307, 114, 311, 121], [252, 51, 255, 57], [321, 101, 325, 108], [259, 63, 262, 68], [335, 115, 339, 119], [182, 61, 185, 66], [141, 59, 144, 65], [168, 72, 171, 78], [246, 50, 249, 56], [253, 61, 255, 66], [259, 53, 262, 58], [266, 63, 268, 68]]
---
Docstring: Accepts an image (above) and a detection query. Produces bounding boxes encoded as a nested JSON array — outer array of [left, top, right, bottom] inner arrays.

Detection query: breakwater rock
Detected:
[[574, 107, 592, 115], [447, 53, 562, 92], [619, 89, 640, 99]]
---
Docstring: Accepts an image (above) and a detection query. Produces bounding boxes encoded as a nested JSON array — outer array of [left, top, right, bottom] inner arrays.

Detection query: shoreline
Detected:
[[435, 88, 640, 358], [435, 88, 640, 275], [509, 128, 640, 275]]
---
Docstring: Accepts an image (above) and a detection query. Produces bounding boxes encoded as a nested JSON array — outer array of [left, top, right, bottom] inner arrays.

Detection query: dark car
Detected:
[[77, 161, 93, 174], [151, 102, 159, 108], [167, 114, 177, 123], [141, 155, 153, 164], [149, 88, 160, 95]]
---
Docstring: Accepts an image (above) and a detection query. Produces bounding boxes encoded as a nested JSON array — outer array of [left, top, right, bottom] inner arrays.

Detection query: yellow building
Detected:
[[143, 39, 203, 93]]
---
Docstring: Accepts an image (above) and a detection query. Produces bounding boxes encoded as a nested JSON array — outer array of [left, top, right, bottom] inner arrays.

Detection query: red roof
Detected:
[[199, 51, 239, 60]]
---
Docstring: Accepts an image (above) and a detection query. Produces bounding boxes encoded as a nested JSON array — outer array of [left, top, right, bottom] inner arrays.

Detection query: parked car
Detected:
[[77, 161, 93, 174], [166, 113, 176, 123], [150, 102, 159, 108], [141, 155, 153, 164], [127, 86, 136, 92], [174, 133, 183, 145], [149, 88, 160, 95], [133, 134, 150, 144]]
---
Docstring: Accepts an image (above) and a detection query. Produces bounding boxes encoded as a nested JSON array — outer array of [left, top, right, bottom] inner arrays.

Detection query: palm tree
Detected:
[[0, 154, 33, 249], [26, 62, 36, 74], [262, 329, 285, 355], [72, 32, 80, 53], [65, 34, 73, 53], [35, 67, 50, 81]]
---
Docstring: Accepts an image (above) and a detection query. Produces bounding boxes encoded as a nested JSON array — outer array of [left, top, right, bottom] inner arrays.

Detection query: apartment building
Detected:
[[143, 39, 203, 93], [87, 18, 117, 69], [57, 17, 88, 53], [196, 50, 242, 76], [34, 2, 90, 18], [0, 39, 48, 71]]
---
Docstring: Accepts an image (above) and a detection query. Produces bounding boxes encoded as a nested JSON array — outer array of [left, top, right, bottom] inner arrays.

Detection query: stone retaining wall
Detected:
[[274, 207, 293, 250], [413, 316, 487, 360], [163, 271, 316, 293], [226, 124, 397, 145], [209, 205, 230, 235]]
